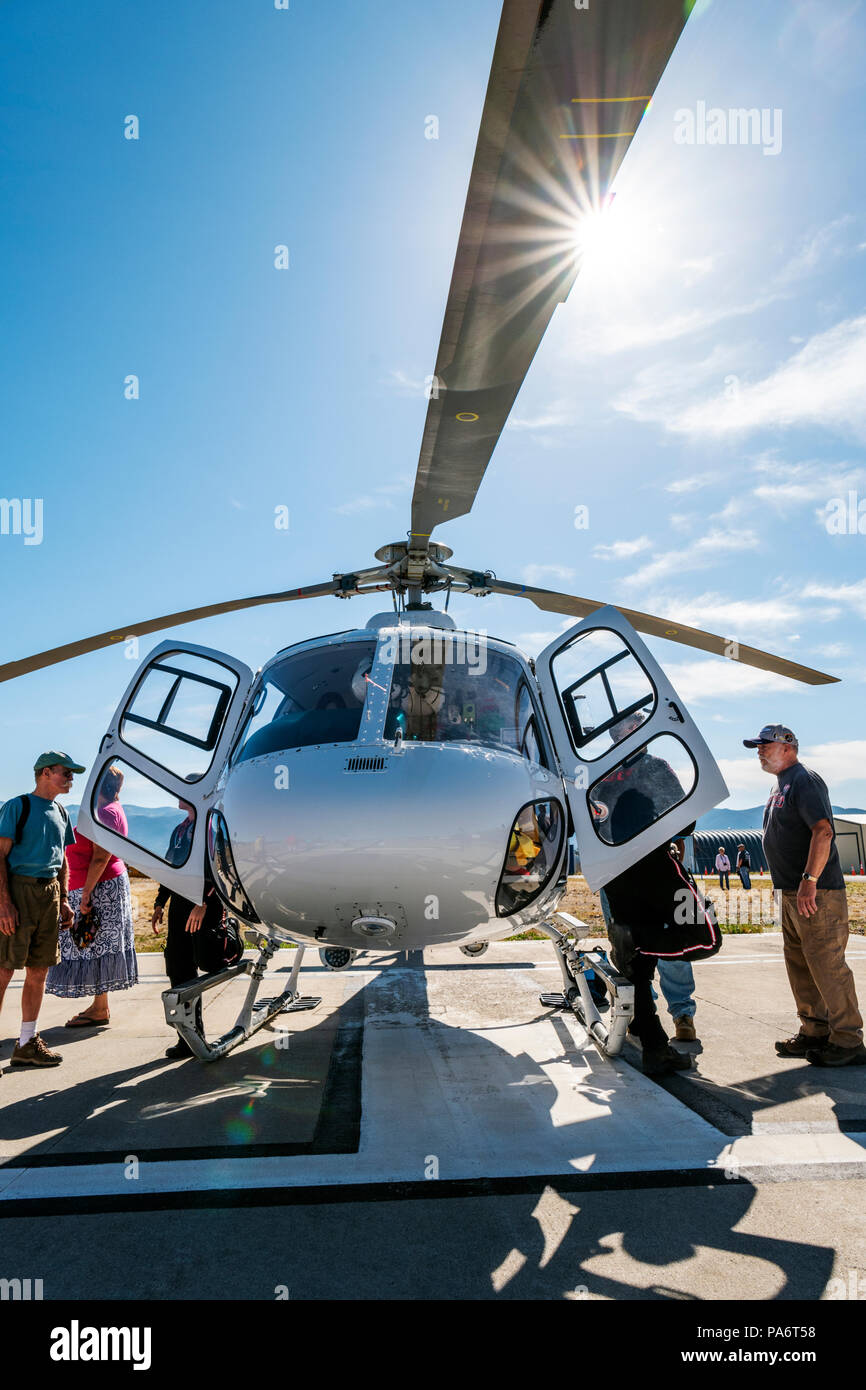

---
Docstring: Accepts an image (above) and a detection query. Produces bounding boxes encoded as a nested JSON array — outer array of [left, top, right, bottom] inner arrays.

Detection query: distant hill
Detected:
[[697, 804, 866, 832]]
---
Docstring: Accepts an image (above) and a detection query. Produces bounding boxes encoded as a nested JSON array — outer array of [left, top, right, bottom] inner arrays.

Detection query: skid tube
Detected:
[[162, 928, 322, 1062], [538, 912, 634, 1056]]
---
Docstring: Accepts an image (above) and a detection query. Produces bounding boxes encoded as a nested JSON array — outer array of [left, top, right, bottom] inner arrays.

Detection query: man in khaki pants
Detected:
[[745, 723, 865, 1067], [0, 752, 81, 1067]]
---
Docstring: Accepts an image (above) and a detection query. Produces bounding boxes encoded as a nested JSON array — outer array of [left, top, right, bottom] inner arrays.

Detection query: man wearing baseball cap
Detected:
[[0, 752, 83, 1068], [745, 724, 865, 1067]]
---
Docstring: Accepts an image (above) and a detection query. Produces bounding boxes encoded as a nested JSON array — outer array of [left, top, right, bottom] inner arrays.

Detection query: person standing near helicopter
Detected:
[[151, 796, 238, 1059], [593, 715, 718, 1074]]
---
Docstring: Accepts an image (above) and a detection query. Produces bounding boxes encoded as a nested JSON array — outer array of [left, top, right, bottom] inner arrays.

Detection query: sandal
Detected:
[[65, 1012, 110, 1028]]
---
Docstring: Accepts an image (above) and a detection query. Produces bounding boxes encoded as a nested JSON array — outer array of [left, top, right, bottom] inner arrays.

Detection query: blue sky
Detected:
[[2, 0, 866, 810]]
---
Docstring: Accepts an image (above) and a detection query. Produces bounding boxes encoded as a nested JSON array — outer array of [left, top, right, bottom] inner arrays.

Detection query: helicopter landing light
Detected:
[[351, 916, 397, 940]]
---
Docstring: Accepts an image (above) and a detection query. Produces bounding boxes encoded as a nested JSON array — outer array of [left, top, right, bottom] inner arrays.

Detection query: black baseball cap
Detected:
[[743, 724, 798, 749]]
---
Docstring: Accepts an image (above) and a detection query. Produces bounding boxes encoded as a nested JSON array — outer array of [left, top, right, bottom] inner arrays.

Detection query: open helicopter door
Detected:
[[535, 607, 728, 892], [76, 641, 255, 903]]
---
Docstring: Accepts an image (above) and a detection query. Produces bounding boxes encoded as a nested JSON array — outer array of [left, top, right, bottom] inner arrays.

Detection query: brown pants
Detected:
[[0, 876, 61, 970], [780, 889, 863, 1048]]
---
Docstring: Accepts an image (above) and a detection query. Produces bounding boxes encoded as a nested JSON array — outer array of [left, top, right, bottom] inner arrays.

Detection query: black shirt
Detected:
[[762, 761, 844, 891]]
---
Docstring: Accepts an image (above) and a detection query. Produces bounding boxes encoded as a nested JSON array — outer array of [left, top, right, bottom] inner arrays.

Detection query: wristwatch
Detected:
[[801, 873, 816, 883]]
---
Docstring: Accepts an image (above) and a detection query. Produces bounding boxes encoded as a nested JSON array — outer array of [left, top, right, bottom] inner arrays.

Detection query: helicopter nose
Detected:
[[220, 743, 563, 948]]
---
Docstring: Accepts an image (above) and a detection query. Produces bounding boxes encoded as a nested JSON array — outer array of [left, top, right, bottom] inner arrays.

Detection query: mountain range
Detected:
[[696, 805, 865, 832]]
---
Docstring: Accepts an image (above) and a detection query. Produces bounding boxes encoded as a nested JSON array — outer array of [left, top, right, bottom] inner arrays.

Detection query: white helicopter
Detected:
[[2, 0, 836, 1060]]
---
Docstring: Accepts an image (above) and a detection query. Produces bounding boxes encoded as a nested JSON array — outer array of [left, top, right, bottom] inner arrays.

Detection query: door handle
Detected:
[[667, 701, 685, 723]]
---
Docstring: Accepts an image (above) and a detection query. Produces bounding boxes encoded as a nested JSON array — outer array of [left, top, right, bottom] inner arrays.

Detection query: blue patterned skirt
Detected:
[[45, 871, 139, 999]]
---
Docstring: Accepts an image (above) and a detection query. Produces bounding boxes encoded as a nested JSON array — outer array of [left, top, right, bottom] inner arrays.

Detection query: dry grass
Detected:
[[550, 874, 866, 937], [127, 873, 866, 953], [129, 877, 163, 953]]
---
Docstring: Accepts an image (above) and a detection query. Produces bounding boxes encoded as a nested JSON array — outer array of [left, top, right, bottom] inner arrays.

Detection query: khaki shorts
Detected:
[[0, 876, 61, 970]]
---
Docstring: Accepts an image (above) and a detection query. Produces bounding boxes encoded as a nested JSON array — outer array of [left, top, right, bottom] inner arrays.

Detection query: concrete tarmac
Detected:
[[1, 935, 865, 1300]]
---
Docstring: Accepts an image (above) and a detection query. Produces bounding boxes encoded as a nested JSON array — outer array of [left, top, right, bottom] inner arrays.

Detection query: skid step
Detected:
[[162, 931, 321, 1062]]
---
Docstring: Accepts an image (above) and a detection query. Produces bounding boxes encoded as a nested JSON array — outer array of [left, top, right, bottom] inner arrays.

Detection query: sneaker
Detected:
[[805, 1041, 866, 1068], [165, 1036, 194, 1060], [642, 1043, 691, 1076], [775, 1032, 829, 1058], [10, 1034, 62, 1067], [673, 1015, 697, 1042]]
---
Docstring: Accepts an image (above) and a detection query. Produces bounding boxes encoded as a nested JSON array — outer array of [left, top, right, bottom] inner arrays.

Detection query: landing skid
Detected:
[[538, 913, 633, 1056], [162, 929, 322, 1062]]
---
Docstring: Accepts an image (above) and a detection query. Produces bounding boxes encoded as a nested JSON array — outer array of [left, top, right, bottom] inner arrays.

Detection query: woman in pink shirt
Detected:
[[45, 764, 138, 1025]]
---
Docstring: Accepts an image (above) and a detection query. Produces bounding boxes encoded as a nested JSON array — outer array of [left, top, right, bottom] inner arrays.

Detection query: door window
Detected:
[[120, 651, 239, 781], [588, 734, 697, 846], [89, 757, 198, 866], [551, 628, 656, 762]]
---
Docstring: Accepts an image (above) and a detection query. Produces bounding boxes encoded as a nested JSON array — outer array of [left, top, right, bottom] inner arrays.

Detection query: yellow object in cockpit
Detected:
[[508, 827, 542, 873]]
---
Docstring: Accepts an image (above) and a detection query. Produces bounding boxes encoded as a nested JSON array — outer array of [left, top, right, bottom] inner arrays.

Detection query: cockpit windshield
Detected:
[[382, 634, 547, 764], [232, 640, 376, 762]]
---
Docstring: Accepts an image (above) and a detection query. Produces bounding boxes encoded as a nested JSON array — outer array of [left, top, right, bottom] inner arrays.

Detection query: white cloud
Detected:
[[681, 256, 715, 284], [719, 739, 866, 807], [592, 537, 651, 561], [334, 495, 384, 515], [333, 476, 410, 516], [522, 563, 576, 587], [665, 473, 717, 495], [621, 531, 759, 589], [613, 345, 741, 425], [570, 293, 777, 358], [507, 403, 574, 432], [663, 658, 791, 704], [708, 496, 742, 518], [385, 368, 426, 396], [749, 457, 866, 511], [631, 590, 809, 641], [800, 739, 866, 789], [802, 579, 866, 619], [772, 216, 853, 288], [716, 756, 777, 803], [667, 316, 866, 441], [515, 619, 575, 653]]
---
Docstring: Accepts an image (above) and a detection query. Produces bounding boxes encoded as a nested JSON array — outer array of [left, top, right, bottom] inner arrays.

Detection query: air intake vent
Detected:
[[344, 756, 388, 773]]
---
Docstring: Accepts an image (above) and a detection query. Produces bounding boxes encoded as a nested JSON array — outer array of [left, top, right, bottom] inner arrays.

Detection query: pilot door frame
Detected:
[[534, 606, 728, 891], [77, 640, 256, 903]]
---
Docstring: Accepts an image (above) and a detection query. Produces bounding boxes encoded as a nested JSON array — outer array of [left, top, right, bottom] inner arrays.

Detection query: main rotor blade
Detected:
[[0, 570, 393, 684], [410, 0, 690, 544], [479, 577, 839, 686]]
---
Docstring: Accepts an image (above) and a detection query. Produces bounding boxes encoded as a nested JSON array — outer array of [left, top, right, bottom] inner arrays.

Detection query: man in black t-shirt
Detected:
[[745, 723, 865, 1067]]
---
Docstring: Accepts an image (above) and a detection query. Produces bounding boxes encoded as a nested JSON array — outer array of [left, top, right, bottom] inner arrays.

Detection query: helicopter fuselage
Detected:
[[210, 615, 570, 950]]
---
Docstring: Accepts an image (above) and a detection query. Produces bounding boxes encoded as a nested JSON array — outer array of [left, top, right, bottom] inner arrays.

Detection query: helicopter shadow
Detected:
[[0, 957, 840, 1300], [345, 955, 838, 1300]]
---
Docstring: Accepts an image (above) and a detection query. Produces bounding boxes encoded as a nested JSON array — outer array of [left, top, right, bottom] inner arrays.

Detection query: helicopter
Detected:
[[1, 0, 838, 1061]]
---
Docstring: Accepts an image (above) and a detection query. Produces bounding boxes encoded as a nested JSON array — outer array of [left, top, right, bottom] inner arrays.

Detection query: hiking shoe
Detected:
[[673, 1015, 697, 1042], [805, 1041, 866, 1068], [165, 1036, 194, 1060], [775, 1033, 829, 1058], [642, 1043, 691, 1077], [10, 1034, 62, 1067]]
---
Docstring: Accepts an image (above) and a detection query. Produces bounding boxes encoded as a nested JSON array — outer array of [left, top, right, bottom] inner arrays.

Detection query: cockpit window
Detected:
[[382, 635, 547, 764], [232, 640, 377, 762]]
